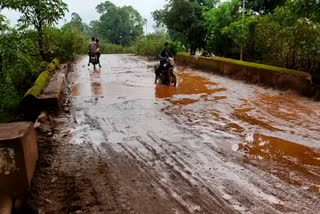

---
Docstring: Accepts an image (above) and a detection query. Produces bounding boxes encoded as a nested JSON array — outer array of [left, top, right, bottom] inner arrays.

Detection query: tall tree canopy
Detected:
[[69, 12, 84, 31], [63, 12, 91, 36], [204, 0, 240, 57], [94, 1, 144, 46], [0, 14, 8, 32], [153, 0, 219, 55], [1, 0, 68, 59], [287, 0, 320, 22], [246, 0, 286, 14]]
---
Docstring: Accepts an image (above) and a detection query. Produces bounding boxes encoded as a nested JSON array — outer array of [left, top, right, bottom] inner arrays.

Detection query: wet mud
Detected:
[[25, 55, 320, 214]]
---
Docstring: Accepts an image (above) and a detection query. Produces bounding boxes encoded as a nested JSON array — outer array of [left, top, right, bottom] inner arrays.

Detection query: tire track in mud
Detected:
[[75, 112, 189, 213], [121, 122, 282, 214], [84, 107, 235, 214], [102, 119, 237, 214], [160, 102, 320, 214], [97, 116, 233, 214]]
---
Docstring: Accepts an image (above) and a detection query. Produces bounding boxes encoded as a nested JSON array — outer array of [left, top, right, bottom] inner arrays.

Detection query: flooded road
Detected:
[[35, 55, 320, 214]]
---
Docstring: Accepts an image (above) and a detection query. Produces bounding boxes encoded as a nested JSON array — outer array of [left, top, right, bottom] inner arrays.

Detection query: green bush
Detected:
[[0, 31, 45, 122], [98, 41, 133, 54], [44, 26, 87, 62], [133, 32, 184, 57], [0, 25, 86, 122]]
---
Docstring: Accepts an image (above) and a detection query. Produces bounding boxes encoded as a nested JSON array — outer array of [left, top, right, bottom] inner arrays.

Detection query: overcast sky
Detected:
[[1, 0, 167, 32]]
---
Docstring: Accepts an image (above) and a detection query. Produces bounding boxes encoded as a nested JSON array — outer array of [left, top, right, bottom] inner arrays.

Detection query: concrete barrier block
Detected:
[[39, 72, 66, 112], [34, 71, 50, 90], [52, 58, 60, 66], [0, 122, 38, 197], [47, 62, 57, 72]]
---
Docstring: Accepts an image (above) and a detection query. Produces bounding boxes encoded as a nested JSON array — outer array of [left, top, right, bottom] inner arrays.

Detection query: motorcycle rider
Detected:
[[159, 42, 173, 69], [156, 42, 173, 78], [155, 42, 176, 85], [88, 37, 98, 66]]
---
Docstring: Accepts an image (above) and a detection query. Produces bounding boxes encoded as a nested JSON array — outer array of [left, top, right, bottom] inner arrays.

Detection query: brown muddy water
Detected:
[[27, 55, 320, 214]]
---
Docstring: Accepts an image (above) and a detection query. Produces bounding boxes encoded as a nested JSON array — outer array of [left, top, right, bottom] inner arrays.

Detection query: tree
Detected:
[[1, 0, 68, 60], [69, 12, 84, 31], [88, 20, 101, 38], [95, 1, 144, 46], [63, 12, 91, 38], [153, 0, 219, 55], [0, 14, 8, 32], [223, 16, 258, 61], [287, 0, 320, 22], [203, 0, 240, 57], [0, 14, 9, 76], [246, 0, 286, 14]]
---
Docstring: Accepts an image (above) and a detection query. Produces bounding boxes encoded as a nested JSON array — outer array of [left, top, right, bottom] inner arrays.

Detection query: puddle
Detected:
[[214, 96, 227, 101], [155, 72, 225, 105], [234, 108, 280, 131], [238, 134, 320, 189], [240, 134, 320, 166], [71, 83, 82, 96], [227, 123, 245, 133], [91, 70, 101, 78], [91, 82, 102, 96], [256, 95, 315, 120], [168, 98, 198, 106]]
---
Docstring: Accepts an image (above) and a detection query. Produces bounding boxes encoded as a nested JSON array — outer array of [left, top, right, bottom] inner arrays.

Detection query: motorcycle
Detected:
[[88, 53, 100, 69], [155, 57, 177, 87]]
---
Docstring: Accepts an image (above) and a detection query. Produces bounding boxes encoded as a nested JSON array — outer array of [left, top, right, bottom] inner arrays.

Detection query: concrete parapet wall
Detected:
[[176, 53, 313, 96]]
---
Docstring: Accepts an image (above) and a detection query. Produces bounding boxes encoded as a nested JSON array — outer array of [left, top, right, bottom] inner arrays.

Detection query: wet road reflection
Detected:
[[91, 82, 102, 96]]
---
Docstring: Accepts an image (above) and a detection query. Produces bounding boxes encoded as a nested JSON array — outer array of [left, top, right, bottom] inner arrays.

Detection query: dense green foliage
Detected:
[[98, 41, 133, 54], [153, 0, 219, 55], [0, 24, 85, 121], [204, 0, 240, 57], [0, 1, 84, 122], [44, 26, 87, 61], [133, 32, 184, 57], [1, 0, 68, 59], [246, 0, 286, 14], [92, 1, 144, 46], [0, 30, 45, 121], [156, 0, 320, 76]]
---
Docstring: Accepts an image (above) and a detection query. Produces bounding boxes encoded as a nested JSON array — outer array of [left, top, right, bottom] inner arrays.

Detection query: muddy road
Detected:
[[27, 55, 320, 214]]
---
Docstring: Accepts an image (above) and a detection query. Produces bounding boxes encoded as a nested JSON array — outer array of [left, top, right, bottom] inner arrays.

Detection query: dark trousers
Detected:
[[97, 52, 101, 64]]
